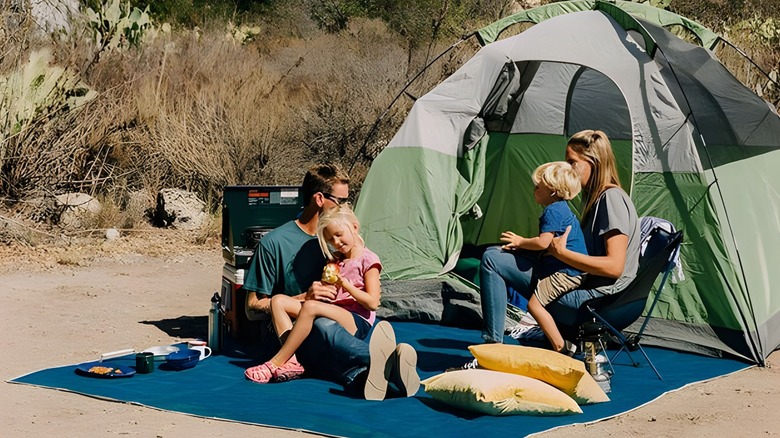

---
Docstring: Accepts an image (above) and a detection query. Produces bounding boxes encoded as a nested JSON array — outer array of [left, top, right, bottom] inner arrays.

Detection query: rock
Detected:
[[55, 193, 101, 228], [518, 0, 542, 11], [105, 228, 120, 240], [154, 188, 207, 230], [29, 0, 79, 34]]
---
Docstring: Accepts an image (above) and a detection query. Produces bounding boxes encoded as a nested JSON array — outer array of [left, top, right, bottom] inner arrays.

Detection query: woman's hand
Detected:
[[548, 226, 571, 258], [500, 231, 525, 250]]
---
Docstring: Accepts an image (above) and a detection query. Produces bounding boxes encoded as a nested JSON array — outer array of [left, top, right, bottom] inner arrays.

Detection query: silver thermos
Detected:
[[208, 292, 221, 353]]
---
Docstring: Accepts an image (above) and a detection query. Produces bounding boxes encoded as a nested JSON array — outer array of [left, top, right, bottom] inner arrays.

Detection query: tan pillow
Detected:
[[421, 369, 582, 416], [468, 344, 609, 404]]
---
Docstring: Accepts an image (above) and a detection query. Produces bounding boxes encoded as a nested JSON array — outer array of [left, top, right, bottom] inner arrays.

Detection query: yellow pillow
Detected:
[[468, 344, 609, 405], [421, 369, 582, 416]]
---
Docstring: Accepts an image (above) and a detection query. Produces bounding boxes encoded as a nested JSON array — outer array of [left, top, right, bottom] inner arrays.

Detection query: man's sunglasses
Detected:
[[323, 192, 349, 205]]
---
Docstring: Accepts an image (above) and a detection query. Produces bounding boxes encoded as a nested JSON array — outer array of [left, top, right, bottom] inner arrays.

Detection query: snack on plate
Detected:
[[88, 366, 114, 375], [321, 262, 340, 284]]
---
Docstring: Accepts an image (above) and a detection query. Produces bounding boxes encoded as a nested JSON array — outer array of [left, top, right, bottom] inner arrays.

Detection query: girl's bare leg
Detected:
[[270, 295, 302, 339], [270, 301, 358, 366]]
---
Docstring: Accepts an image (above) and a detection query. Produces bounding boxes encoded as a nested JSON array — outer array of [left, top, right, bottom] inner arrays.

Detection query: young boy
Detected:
[[500, 161, 588, 356]]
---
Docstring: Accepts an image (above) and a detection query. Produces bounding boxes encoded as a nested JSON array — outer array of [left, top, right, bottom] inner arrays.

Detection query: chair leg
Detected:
[[607, 337, 663, 380], [610, 344, 634, 366], [636, 345, 663, 380], [590, 309, 661, 379]]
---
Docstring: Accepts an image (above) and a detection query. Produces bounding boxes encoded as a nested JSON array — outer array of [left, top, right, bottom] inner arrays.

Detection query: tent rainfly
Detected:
[[356, 0, 780, 365]]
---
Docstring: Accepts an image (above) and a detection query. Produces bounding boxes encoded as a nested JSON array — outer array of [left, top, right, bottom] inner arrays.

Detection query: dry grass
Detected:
[[2, 5, 453, 222], [1, 0, 778, 241]]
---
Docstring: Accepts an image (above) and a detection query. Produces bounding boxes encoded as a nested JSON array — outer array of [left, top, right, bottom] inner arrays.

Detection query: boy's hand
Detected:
[[500, 231, 525, 250]]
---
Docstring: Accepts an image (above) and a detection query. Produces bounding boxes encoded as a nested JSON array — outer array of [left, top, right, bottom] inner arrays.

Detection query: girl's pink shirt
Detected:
[[331, 247, 382, 325]]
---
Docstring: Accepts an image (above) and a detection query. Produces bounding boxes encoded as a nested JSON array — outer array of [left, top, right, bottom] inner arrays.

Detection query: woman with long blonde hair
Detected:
[[476, 129, 641, 353]]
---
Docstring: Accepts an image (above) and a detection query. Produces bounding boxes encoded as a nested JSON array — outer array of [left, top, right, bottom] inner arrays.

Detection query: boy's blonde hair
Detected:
[[532, 161, 581, 201], [566, 129, 621, 217], [316, 204, 364, 260]]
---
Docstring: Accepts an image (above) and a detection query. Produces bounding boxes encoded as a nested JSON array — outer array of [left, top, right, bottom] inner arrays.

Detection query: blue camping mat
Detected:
[[9, 322, 749, 437]]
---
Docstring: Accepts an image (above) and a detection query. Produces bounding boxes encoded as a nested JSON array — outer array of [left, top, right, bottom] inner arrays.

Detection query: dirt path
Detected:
[[1, 233, 778, 437]]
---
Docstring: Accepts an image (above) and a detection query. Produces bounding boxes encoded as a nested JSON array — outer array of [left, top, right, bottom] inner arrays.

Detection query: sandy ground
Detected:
[[1, 231, 779, 437]]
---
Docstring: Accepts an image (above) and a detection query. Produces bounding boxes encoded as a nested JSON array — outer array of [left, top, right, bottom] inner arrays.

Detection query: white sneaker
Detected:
[[389, 343, 420, 397], [364, 321, 396, 401], [446, 358, 479, 372], [508, 323, 537, 339], [462, 358, 479, 369]]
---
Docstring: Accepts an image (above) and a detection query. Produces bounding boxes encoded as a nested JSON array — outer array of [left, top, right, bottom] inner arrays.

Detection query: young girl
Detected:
[[244, 205, 382, 383], [499, 161, 588, 355]]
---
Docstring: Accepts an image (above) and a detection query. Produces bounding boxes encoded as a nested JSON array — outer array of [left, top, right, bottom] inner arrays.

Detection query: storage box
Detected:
[[221, 264, 267, 341]]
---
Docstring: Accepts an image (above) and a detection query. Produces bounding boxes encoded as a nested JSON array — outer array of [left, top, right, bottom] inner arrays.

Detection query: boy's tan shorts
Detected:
[[534, 271, 584, 306]]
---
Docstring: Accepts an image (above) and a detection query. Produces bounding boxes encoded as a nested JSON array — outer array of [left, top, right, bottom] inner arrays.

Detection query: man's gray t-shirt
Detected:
[[580, 187, 641, 294]]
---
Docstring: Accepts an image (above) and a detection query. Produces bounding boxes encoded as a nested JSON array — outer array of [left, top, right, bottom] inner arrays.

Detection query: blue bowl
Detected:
[[165, 349, 200, 370]]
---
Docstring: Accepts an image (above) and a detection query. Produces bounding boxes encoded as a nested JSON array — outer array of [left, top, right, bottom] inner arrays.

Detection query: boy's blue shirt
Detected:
[[537, 200, 588, 278]]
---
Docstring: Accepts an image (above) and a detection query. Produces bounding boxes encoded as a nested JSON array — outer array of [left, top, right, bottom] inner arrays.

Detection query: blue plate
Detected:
[[75, 361, 136, 378]]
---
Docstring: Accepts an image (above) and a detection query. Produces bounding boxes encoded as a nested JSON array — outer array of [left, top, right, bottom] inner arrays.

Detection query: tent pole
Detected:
[[718, 39, 780, 91], [652, 45, 767, 366], [349, 32, 477, 174]]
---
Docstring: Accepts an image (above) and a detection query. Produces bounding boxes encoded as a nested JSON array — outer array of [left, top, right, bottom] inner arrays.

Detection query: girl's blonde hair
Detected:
[[532, 161, 581, 201], [566, 129, 621, 217], [316, 204, 364, 260]]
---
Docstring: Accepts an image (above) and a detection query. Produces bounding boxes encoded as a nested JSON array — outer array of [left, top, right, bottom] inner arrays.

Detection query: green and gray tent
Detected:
[[355, 0, 780, 365]]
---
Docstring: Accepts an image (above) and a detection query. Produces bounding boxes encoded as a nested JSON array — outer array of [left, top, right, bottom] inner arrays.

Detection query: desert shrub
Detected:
[[124, 27, 312, 195], [0, 48, 100, 201], [127, 0, 273, 28], [1, 0, 777, 239], [670, 0, 780, 64], [114, 13, 458, 202]]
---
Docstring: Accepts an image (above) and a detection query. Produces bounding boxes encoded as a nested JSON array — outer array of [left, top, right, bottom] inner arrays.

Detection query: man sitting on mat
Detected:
[[243, 163, 419, 400]]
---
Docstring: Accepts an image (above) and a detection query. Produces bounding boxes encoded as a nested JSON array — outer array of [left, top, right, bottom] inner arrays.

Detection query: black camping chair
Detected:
[[575, 227, 684, 380]]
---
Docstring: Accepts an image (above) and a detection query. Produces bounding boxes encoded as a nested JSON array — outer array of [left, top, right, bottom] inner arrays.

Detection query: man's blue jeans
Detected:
[[479, 246, 603, 343], [297, 317, 370, 386]]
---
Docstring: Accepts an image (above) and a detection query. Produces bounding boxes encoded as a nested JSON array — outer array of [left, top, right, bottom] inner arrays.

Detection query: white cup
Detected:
[[187, 340, 212, 360]]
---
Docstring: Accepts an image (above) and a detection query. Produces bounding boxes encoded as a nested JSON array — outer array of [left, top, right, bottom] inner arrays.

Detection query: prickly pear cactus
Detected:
[[0, 49, 96, 143], [85, 0, 152, 51]]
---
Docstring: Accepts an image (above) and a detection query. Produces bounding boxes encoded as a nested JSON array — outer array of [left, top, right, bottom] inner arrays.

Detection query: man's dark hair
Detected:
[[301, 163, 350, 206]]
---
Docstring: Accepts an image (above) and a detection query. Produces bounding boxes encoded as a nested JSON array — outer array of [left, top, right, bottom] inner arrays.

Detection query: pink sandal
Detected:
[[244, 362, 277, 384], [274, 357, 305, 382], [244, 357, 305, 384]]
